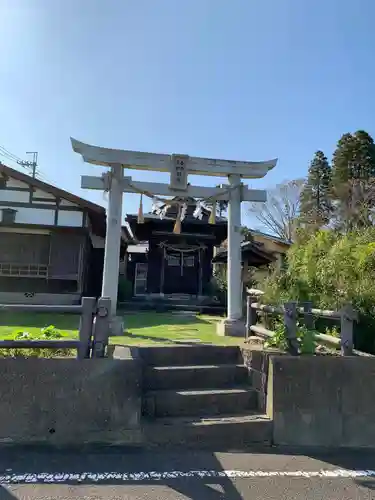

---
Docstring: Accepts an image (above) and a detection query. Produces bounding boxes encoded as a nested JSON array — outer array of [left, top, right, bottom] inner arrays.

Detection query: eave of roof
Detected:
[[250, 229, 292, 245], [0, 163, 104, 214], [212, 241, 275, 265]]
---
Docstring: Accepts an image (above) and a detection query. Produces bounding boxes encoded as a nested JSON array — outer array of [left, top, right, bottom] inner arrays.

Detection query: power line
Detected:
[[0, 147, 22, 166], [0, 145, 22, 162], [18, 151, 38, 178], [0, 144, 56, 185]]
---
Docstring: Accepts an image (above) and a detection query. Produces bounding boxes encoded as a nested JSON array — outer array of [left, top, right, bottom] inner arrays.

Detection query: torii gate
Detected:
[[71, 138, 276, 336]]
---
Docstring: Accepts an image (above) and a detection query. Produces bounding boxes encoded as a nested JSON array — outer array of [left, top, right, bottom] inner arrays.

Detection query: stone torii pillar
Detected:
[[71, 138, 276, 335]]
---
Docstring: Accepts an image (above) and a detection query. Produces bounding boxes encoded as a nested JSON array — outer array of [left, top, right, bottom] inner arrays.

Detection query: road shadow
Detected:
[[0, 448, 244, 499], [1, 444, 375, 496], [234, 445, 375, 492]]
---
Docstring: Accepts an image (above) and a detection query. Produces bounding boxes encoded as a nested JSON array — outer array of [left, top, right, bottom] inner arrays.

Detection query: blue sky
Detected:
[[1, 0, 375, 227]]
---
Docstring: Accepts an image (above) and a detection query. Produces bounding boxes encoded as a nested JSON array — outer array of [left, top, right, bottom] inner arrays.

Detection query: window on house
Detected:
[[183, 255, 195, 267], [167, 254, 180, 266], [1, 208, 17, 224]]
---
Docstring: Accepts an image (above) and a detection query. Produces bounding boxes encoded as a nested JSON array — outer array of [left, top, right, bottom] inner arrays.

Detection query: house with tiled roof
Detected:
[[0, 163, 129, 304]]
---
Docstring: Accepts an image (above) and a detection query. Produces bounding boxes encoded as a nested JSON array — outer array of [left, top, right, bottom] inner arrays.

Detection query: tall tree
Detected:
[[249, 179, 304, 242], [299, 151, 332, 227], [332, 130, 375, 231]]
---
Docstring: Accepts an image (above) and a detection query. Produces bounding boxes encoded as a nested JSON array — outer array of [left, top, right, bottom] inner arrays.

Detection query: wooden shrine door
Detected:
[[163, 250, 199, 295]]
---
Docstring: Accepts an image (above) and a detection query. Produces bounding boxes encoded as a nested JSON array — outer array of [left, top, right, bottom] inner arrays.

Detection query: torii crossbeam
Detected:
[[71, 138, 277, 336]]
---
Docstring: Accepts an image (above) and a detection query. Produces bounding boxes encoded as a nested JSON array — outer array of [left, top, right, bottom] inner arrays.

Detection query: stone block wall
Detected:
[[0, 357, 142, 446]]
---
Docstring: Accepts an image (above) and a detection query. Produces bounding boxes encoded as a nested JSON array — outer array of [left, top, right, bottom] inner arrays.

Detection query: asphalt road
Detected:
[[0, 447, 375, 499]]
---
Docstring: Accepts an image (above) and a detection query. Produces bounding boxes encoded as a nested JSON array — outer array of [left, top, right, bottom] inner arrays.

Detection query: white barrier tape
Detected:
[[0, 469, 374, 483]]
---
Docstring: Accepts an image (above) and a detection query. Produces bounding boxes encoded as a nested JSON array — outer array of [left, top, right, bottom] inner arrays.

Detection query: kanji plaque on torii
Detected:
[[71, 137, 277, 336]]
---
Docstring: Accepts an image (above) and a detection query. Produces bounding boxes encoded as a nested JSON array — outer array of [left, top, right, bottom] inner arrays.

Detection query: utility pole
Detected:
[[17, 151, 38, 178]]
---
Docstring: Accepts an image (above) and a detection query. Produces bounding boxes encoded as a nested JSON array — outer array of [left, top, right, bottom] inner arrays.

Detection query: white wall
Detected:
[[57, 210, 83, 227], [0, 190, 29, 203], [1, 206, 55, 225], [6, 179, 29, 189], [60, 198, 78, 207], [32, 188, 55, 199], [0, 176, 85, 228]]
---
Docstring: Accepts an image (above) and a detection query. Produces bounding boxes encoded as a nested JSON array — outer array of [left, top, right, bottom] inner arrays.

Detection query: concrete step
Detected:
[[142, 387, 258, 418], [137, 345, 242, 367], [142, 414, 272, 449], [144, 364, 249, 390]]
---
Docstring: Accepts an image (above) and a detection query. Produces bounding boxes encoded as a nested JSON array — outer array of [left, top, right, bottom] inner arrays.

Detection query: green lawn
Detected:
[[0, 311, 242, 346], [0, 311, 79, 339]]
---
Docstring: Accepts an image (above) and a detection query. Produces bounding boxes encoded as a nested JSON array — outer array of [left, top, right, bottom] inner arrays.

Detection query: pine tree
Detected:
[[331, 133, 355, 187], [300, 151, 332, 227], [352, 130, 375, 179], [331, 130, 375, 231]]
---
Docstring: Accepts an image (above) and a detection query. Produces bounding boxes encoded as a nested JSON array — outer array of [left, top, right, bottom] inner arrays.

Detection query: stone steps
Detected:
[[144, 364, 249, 390], [142, 413, 272, 448], [143, 387, 258, 418], [140, 345, 271, 448], [137, 345, 242, 367]]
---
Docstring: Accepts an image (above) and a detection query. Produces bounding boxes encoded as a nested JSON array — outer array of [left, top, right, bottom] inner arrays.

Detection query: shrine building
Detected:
[[125, 197, 227, 298]]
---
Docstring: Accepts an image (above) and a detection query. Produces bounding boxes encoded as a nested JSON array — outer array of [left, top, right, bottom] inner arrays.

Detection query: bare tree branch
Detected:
[[249, 179, 304, 241]]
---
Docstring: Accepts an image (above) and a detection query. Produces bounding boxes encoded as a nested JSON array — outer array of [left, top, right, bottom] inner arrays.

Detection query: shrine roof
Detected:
[[212, 240, 275, 267], [126, 196, 227, 224], [126, 212, 226, 224]]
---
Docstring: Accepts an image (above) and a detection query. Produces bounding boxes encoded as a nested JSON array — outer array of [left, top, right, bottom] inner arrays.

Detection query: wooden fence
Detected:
[[246, 296, 373, 357], [0, 297, 112, 359]]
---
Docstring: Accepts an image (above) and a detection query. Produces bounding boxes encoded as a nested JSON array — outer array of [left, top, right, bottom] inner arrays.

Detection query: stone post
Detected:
[[339, 303, 358, 356], [217, 175, 244, 336], [302, 301, 314, 330], [101, 165, 123, 316], [92, 297, 111, 358], [246, 295, 258, 341], [283, 301, 299, 356], [77, 296, 96, 359]]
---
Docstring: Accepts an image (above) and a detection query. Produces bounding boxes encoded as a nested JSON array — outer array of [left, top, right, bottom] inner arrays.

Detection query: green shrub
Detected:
[[262, 228, 375, 353], [0, 325, 74, 358], [205, 268, 227, 304], [264, 320, 317, 355]]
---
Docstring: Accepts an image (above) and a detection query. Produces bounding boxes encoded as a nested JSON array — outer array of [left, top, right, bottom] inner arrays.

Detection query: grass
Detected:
[[0, 312, 79, 340], [116, 312, 241, 346], [0, 311, 242, 346]]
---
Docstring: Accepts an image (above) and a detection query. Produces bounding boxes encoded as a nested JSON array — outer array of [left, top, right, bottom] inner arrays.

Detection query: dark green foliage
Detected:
[[262, 228, 375, 353], [300, 151, 332, 227], [332, 133, 357, 186], [207, 270, 227, 304], [331, 131, 375, 230], [263, 320, 316, 354]]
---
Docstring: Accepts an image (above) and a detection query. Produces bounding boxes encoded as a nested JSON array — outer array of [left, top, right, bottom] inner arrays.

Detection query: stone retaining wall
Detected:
[[0, 355, 141, 445], [267, 355, 375, 448]]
